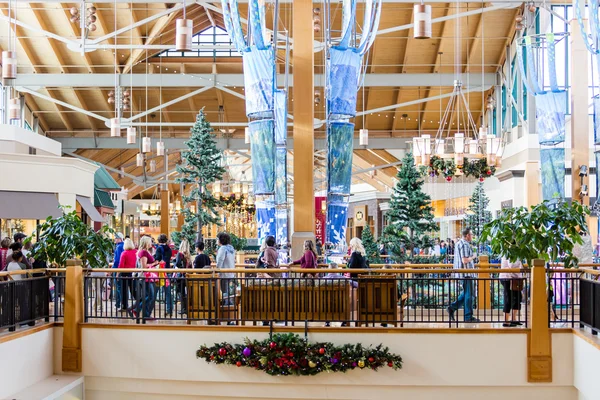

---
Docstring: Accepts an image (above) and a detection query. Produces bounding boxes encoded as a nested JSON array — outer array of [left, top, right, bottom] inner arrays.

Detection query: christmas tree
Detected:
[[380, 152, 438, 261], [464, 182, 492, 251], [361, 225, 381, 264], [174, 109, 226, 244]]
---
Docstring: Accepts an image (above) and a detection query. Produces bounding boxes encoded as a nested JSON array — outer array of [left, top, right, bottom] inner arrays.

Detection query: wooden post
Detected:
[[528, 259, 552, 382], [524, 161, 540, 209], [477, 255, 491, 311], [291, 0, 315, 259], [62, 259, 83, 372], [161, 190, 170, 236], [177, 194, 184, 231]]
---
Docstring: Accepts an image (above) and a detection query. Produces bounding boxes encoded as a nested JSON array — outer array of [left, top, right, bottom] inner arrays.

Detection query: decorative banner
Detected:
[[357, 0, 383, 56], [274, 90, 287, 145], [256, 200, 276, 242], [540, 148, 565, 200], [326, 195, 349, 248], [275, 147, 287, 205], [328, 48, 362, 118], [339, 0, 357, 50], [536, 91, 567, 145], [249, 119, 275, 195], [249, 0, 269, 50], [314, 196, 326, 243], [327, 122, 354, 195], [220, 0, 249, 53], [242, 47, 275, 118], [275, 207, 288, 246]]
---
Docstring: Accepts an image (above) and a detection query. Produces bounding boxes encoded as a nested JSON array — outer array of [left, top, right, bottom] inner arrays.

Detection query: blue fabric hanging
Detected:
[[326, 195, 349, 248], [536, 91, 567, 145], [221, 0, 248, 53], [339, 0, 357, 50], [328, 48, 362, 118], [249, 119, 275, 195], [242, 46, 275, 118], [275, 208, 288, 246], [249, 0, 269, 50], [274, 90, 287, 145], [275, 147, 287, 205], [256, 200, 276, 242], [327, 122, 354, 195], [540, 148, 565, 200], [594, 96, 600, 144]]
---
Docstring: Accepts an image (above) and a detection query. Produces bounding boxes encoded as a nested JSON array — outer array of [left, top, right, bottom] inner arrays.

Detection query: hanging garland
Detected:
[[426, 156, 496, 181], [427, 156, 457, 180], [197, 333, 403, 376], [461, 158, 497, 181]]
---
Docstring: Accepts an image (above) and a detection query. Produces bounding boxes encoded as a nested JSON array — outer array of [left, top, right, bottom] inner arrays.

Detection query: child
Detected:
[[7, 251, 24, 280]]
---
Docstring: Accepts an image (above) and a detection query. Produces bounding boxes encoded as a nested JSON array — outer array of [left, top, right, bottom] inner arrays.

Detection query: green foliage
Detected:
[[427, 155, 457, 178], [230, 233, 248, 252], [379, 152, 438, 262], [464, 182, 493, 243], [361, 226, 381, 264], [196, 333, 403, 376], [175, 108, 226, 243], [462, 158, 496, 179], [28, 207, 115, 268], [480, 200, 590, 268]]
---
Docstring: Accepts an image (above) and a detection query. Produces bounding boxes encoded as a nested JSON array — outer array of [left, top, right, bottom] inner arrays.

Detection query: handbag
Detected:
[[510, 279, 524, 291]]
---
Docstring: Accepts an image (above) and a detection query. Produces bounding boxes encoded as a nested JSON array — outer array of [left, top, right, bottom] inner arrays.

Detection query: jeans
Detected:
[[164, 283, 173, 314], [135, 281, 156, 318], [120, 273, 133, 310], [112, 270, 122, 309], [450, 278, 474, 321], [220, 277, 236, 306]]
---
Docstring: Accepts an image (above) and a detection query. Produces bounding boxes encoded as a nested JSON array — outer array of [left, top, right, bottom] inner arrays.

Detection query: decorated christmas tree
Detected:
[[174, 109, 226, 244], [361, 225, 381, 264], [380, 152, 438, 261], [464, 182, 492, 251]]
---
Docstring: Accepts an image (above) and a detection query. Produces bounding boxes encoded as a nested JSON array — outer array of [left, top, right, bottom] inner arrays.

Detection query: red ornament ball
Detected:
[[486, 169, 492, 175], [210, 355, 215, 360], [368, 357, 375, 363], [319, 348, 326, 355], [479, 177, 485, 182], [446, 176, 452, 182], [269, 342, 277, 349], [388, 362, 394, 367], [218, 348, 227, 356], [236, 361, 242, 367]]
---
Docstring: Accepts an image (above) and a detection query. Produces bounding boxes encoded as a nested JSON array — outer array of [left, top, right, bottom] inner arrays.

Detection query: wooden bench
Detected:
[[357, 275, 399, 327], [186, 273, 240, 325]]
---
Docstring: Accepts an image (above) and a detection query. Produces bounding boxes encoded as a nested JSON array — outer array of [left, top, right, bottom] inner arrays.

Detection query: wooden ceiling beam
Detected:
[[73, 89, 101, 130], [126, 3, 144, 45], [46, 89, 74, 131], [354, 149, 398, 180], [24, 93, 50, 132], [465, 13, 483, 73]]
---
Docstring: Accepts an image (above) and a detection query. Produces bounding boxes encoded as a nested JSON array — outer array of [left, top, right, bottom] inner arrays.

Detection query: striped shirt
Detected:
[[453, 239, 475, 278]]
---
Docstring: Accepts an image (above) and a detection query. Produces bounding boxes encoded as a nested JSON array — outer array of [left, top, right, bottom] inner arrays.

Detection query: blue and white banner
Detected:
[[256, 200, 276, 242], [540, 148, 565, 200], [326, 195, 349, 248], [275, 208, 288, 246], [275, 147, 287, 205], [328, 48, 362, 118], [327, 122, 354, 195], [249, 119, 275, 195], [274, 90, 287, 145], [536, 91, 567, 145], [594, 96, 600, 145], [242, 46, 275, 118]]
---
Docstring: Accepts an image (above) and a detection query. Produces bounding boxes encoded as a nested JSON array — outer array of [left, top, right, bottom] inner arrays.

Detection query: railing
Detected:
[[82, 267, 529, 327], [547, 269, 582, 327], [580, 269, 600, 335]]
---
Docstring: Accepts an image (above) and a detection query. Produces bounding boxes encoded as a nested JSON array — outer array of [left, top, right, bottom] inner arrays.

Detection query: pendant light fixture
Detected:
[[127, 127, 136, 144], [142, 136, 152, 153], [8, 97, 20, 121], [2, 0, 17, 83], [175, 0, 192, 51], [136, 153, 144, 167], [413, 1, 432, 39], [110, 118, 121, 137], [157, 141, 165, 156], [245, 127, 251, 144], [359, 128, 368, 146], [149, 159, 156, 173]]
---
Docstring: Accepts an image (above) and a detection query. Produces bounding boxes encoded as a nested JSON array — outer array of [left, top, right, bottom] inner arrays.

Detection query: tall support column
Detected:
[[291, 0, 315, 259], [570, 0, 590, 205], [161, 190, 170, 235], [525, 161, 540, 208], [528, 259, 552, 382], [62, 259, 83, 372]]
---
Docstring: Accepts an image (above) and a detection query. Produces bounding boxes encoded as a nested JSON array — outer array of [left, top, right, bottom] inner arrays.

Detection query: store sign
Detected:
[[314, 196, 326, 242], [354, 205, 367, 227]]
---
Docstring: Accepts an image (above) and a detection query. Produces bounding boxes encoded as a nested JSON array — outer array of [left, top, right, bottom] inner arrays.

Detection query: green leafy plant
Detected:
[[28, 207, 115, 268], [480, 200, 590, 268], [230, 233, 248, 252], [197, 333, 402, 376], [464, 182, 493, 254]]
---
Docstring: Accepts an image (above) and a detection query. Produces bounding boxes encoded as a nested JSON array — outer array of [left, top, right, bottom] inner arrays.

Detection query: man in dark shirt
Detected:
[[194, 241, 211, 269]]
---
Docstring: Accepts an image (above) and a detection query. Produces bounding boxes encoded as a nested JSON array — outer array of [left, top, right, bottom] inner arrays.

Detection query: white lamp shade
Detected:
[[2, 51, 17, 81], [8, 98, 20, 120], [110, 118, 121, 137], [479, 126, 488, 138], [233, 182, 241, 194], [175, 200, 181, 211], [435, 139, 445, 155], [157, 141, 165, 156], [454, 133, 465, 153], [175, 19, 193, 51], [126, 127, 136, 144], [486, 134, 496, 154], [422, 135, 431, 155], [244, 127, 251, 144], [413, 4, 432, 39], [359, 129, 369, 146], [142, 203, 149, 211], [242, 183, 249, 194], [412, 137, 422, 157], [468, 139, 478, 155], [149, 160, 156, 173], [142, 136, 152, 153], [136, 153, 144, 167]]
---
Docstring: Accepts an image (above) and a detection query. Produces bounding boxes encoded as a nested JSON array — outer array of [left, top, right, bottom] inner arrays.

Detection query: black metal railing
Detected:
[[50, 273, 65, 321], [548, 270, 581, 327], [580, 275, 600, 334], [0, 276, 51, 331], [84, 271, 529, 327]]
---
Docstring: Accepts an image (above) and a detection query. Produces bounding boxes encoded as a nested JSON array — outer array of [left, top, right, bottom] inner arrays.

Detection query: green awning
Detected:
[[94, 189, 115, 209], [94, 164, 120, 190]]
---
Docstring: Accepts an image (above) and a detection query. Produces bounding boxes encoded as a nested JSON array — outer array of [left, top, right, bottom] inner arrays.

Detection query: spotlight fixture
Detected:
[[580, 184, 589, 197], [579, 165, 589, 177]]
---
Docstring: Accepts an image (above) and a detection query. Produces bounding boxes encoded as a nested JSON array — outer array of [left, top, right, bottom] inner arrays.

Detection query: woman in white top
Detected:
[[500, 257, 524, 327], [7, 251, 24, 281]]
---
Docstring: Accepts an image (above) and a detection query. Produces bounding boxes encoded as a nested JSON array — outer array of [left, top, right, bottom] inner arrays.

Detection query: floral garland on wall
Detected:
[[427, 156, 497, 181], [197, 333, 403, 376]]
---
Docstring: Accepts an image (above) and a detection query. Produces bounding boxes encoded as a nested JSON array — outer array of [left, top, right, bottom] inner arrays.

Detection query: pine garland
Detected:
[[426, 156, 496, 181], [197, 333, 403, 376]]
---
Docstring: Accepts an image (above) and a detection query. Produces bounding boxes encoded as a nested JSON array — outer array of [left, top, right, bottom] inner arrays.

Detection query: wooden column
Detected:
[[477, 255, 491, 311], [177, 194, 184, 231], [62, 259, 83, 372], [570, 3, 590, 206], [291, 0, 315, 259], [161, 190, 170, 236], [528, 259, 552, 382], [524, 161, 540, 208]]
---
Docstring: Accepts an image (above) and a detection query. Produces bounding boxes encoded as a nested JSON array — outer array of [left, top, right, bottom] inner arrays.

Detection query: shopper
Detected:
[[263, 235, 278, 268], [133, 236, 159, 319], [0, 237, 10, 271], [347, 237, 368, 278], [291, 240, 318, 273], [155, 234, 173, 316], [216, 232, 236, 308], [112, 233, 125, 310], [500, 257, 524, 327], [118, 238, 137, 311], [6, 251, 24, 280], [316, 237, 323, 256], [193, 241, 211, 269], [8, 242, 32, 269], [447, 228, 480, 323], [175, 239, 193, 314]]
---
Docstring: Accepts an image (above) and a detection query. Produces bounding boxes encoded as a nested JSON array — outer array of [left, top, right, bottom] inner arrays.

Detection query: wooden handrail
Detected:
[[0, 268, 52, 277]]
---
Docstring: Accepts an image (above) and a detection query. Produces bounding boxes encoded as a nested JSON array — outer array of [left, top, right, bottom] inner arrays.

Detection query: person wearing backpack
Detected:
[[155, 234, 174, 316]]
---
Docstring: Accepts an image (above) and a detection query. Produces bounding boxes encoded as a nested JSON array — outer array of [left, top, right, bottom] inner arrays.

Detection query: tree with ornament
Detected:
[[174, 108, 226, 244], [379, 152, 439, 262], [464, 181, 493, 253], [361, 225, 381, 264]]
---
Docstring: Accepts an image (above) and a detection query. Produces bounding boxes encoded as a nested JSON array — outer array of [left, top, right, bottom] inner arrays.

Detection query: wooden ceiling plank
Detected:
[[73, 89, 101, 130], [127, 3, 144, 45], [29, 4, 67, 74], [465, 14, 483, 73], [46, 89, 74, 131], [24, 93, 50, 132]]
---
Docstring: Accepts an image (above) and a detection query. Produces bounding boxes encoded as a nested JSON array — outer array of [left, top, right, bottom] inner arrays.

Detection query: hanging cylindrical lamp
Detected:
[[8, 98, 20, 120], [213, 180, 221, 194], [435, 139, 445, 156], [142, 136, 152, 153], [157, 141, 165, 156], [233, 182, 241, 198], [486, 134, 497, 166], [242, 183, 249, 195], [2, 51, 17, 82], [142, 203, 149, 211], [126, 127, 137, 144], [136, 153, 144, 167], [110, 118, 121, 137], [495, 141, 505, 167], [359, 128, 369, 146], [413, 3, 432, 39], [244, 127, 251, 144], [175, 200, 181, 211], [412, 137, 422, 166], [175, 19, 193, 51], [468, 138, 478, 155], [149, 159, 156, 173], [454, 133, 465, 167]]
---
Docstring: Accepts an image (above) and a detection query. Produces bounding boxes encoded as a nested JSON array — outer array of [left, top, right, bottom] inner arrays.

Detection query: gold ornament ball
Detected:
[[358, 360, 365, 368], [308, 360, 317, 368]]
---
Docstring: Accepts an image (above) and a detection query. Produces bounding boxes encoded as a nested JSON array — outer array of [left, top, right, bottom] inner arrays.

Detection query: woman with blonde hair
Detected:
[[347, 237, 368, 278], [133, 236, 159, 319]]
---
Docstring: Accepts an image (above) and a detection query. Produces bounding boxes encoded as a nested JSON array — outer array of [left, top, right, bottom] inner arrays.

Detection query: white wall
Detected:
[[0, 328, 54, 398], [573, 334, 600, 400], [0, 124, 61, 156]]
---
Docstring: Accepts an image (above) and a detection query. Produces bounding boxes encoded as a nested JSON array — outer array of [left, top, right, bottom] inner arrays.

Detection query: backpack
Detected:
[[256, 251, 266, 269]]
